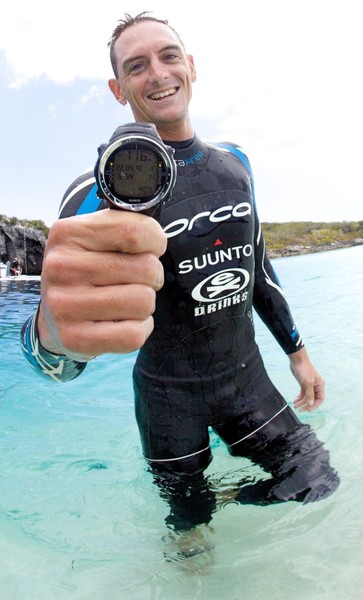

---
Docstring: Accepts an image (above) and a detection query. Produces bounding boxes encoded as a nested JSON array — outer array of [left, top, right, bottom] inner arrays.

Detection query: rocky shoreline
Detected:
[[268, 238, 363, 259], [1, 220, 362, 277], [0, 222, 46, 275]]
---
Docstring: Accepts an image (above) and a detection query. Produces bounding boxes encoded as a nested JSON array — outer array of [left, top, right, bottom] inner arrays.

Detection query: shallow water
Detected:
[[1, 246, 362, 599]]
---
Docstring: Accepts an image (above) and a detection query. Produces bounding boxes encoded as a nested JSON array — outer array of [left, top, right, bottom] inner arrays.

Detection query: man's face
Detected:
[[110, 21, 196, 133]]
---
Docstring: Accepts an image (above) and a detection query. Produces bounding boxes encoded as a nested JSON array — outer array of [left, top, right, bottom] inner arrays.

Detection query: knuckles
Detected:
[[55, 318, 154, 356], [46, 217, 76, 247], [116, 214, 167, 256], [45, 212, 167, 268]]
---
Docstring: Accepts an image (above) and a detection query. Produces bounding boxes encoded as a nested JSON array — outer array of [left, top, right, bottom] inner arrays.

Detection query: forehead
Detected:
[[113, 21, 184, 64]]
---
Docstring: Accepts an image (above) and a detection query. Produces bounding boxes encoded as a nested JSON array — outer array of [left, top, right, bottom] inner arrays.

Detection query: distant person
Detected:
[[21, 12, 339, 541], [10, 257, 22, 276]]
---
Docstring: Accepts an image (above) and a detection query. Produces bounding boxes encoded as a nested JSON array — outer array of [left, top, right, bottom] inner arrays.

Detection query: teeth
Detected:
[[150, 88, 176, 100]]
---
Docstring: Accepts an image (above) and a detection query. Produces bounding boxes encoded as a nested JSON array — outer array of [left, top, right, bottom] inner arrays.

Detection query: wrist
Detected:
[[37, 304, 94, 362], [21, 311, 88, 382], [37, 304, 65, 355], [288, 345, 309, 365]]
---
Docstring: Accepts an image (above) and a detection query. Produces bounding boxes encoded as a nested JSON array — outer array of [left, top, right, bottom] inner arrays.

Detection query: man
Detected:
[[11, 256, 22, 276], [21, 13, 339, 533]]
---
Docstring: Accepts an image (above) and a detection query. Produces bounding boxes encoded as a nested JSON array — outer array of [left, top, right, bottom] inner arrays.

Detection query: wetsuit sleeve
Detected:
[[252, 203, 304, 355], [21, 170, 105, 382], [58, 170, 106, 219], [213, 142, 304, 354], [237, 151, 304, 354]]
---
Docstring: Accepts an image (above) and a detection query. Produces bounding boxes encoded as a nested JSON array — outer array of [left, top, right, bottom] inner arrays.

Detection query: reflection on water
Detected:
[[0, 248, 362, 599]]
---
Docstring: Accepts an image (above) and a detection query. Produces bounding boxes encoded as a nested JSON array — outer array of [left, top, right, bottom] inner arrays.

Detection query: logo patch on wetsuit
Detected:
[[178, 244, 253, 275], [192, 268, 250, 302], [163, 201, 252, 239], [175, 149, 204, 167]]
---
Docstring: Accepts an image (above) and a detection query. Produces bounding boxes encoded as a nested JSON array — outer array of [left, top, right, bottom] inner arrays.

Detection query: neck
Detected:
[[140, 117, 193, 142], [158, 127, 193, 141]]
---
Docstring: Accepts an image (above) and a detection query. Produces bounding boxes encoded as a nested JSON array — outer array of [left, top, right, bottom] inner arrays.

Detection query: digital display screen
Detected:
[[111, 148, 159, 198]]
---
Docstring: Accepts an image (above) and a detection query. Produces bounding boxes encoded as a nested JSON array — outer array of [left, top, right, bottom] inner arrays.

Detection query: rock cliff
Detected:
[[0, 222, 46, 275]]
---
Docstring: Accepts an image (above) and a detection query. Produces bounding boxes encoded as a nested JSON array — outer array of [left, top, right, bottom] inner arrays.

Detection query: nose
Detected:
[[148, 58, 168, 85]]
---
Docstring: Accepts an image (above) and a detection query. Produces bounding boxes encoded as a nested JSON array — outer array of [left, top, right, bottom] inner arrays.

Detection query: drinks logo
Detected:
[[192, 268, 250, 302]]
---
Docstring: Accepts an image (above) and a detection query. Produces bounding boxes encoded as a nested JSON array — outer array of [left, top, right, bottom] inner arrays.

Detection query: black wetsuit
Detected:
[[30, 134, 340, 529]]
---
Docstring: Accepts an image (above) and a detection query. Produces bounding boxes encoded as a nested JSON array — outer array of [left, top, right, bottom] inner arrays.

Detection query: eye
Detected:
[[163, 52, 179, 62], [129, 62, 145, 74]]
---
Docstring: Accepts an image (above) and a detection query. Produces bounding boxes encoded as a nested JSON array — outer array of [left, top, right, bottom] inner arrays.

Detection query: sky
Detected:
[[0, 0, 362, 226]]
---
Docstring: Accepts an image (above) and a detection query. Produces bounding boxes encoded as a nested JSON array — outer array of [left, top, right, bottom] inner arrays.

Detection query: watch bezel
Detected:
[[96, 133, 176, 212]]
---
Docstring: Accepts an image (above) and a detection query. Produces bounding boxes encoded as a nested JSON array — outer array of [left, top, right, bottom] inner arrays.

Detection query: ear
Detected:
[[188, 55, 197, 82], [108, 79, 127, 105]]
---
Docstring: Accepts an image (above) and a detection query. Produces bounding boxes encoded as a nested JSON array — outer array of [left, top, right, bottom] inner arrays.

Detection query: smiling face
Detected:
[[108, 20, 196, 140]]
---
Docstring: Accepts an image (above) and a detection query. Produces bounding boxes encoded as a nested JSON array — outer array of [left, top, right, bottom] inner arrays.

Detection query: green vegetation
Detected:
[[262, 221, 363, 253], [0, 214, 49, 237], [1, 215, 362, 256]]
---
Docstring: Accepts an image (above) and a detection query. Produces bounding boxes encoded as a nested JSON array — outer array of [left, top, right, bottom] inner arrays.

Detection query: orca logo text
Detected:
[[164, 202, 251, 239]]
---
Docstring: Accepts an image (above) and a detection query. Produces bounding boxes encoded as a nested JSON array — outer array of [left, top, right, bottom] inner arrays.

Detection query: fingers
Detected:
[[47, 283, 156, 324], [293, 381, 325, 412], [38, 209, 167, 358], [289, 348, 325, 413], [43, 247, 165, 290], [52, 317, 156, 358], [48, 209, 167, 256]]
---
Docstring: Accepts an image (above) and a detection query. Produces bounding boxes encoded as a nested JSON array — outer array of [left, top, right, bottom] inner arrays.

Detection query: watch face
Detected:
[[96, 132, 177, 212], [110, 146, 159, 199]]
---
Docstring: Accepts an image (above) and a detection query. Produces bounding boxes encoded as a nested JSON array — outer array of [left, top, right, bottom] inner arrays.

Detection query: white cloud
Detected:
[[76, 85, 107, 109], [0, 0, 198, 86], [1, 0, 362, 222]]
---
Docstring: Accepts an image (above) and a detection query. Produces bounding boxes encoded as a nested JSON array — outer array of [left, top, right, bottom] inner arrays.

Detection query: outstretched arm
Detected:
[[21, 208, 167, 382]]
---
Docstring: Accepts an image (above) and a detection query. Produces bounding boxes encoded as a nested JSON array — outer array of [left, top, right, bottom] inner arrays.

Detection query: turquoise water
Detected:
[[1, 245, 362, 599]]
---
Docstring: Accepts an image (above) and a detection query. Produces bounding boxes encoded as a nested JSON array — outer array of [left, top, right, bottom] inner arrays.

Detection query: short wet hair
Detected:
[[108, 12, 185, 78]]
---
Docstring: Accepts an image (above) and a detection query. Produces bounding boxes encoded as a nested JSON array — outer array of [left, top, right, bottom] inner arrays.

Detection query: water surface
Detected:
[[1, 246, 362, 599]]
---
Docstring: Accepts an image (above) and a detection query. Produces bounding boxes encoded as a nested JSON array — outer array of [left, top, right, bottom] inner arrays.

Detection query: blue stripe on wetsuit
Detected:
[[76, 183, 103, 215]]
